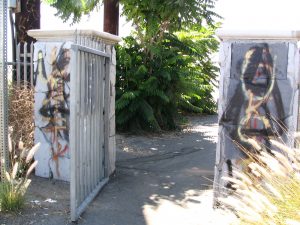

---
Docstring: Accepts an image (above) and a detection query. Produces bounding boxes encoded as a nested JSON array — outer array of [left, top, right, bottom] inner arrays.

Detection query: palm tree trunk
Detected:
[[104, 0, 119, 35], [15, 0, 40, 44]]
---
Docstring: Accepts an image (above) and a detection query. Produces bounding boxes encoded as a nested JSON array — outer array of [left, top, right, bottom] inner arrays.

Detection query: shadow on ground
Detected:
[[0, 115, 235, 225], [80, 115, 223, 225]]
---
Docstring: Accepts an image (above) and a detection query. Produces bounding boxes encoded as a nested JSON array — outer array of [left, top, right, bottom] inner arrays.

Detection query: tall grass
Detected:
[[218, 136, 300, 225], [0, 137, 40, 212], [0, 84, 38, 212]]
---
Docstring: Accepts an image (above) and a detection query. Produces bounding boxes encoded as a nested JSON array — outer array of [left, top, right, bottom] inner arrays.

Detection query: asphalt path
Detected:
[[80, 115, 235, 225], [1, 115, 236, 225]]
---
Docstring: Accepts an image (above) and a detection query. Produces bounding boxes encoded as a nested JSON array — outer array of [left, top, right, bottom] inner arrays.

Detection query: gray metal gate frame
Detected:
[[70, 44, 110, 221]]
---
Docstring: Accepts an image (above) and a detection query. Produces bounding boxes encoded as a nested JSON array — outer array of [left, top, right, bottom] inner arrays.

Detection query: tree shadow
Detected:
[[81, 115, 223, 225]]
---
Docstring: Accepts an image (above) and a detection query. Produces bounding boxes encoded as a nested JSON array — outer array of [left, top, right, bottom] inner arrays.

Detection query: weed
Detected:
[[218, 137, 300, 225], [0, 182, 25, 212], [0, 141, 40, 212]]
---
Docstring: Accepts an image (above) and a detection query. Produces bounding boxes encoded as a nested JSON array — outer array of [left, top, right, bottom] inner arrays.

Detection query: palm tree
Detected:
[[15, 0, 40, 44], [104, 0, 119, 35]]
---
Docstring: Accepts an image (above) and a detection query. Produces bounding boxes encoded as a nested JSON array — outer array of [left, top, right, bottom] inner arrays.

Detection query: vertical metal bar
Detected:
[[79, 50, 85, 203], [85, 51, 89, 194], [23, 42, 27, 88], [16, 43, 20, 87], [81, 50, 86, 200], [75, 51, 81, 206], [90, 55, 95, 189], [88, 53, 93, 191], [87, 36, 90, 48], [84, 51, 89, 197], [70, 47, 78, 222], [95, 55, 100, 184], [91, 54, 95, 190], [100, 57, 105, 179], [92, 54, 96, 189], [81, 49, 85, 197], [93, 37, 97, 50], [100, 56, 104, 179], [102, 40, 105, 52], [94, 55, 99, 184], [98, 57, 102, 179], [104, 57, 110, 178], [87, 51, 92, 191], [99, 56, 104, 179], [95, 38, 98, 51], [0, 0, 9, 180], [98, 57, 103, 179], [86, 51, 91, 193], [30, 42, 34, 87], [94, 56, 100, 185], [75, 50, 81, 210], [77, 50, 82, 203]]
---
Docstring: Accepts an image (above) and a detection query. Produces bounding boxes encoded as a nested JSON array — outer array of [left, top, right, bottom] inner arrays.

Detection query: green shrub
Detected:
[[116, 26, 218, 131], [44, 0, 220, 132]]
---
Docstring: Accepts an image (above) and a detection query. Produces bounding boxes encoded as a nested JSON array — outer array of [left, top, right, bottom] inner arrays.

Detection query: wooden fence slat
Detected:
[[30, 43, 33, 86], [23, 42, 27, 88], [16, 43, 20, 87]]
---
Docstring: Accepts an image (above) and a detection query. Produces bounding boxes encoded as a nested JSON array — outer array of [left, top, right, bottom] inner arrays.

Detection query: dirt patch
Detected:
[[0, 176, 70, 225]]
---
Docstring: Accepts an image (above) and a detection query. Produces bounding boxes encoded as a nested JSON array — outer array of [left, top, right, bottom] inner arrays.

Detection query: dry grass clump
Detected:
[[0, 84, 38, 212], [218, 137, 300, 225], [8, 84, 34, 150], [1, 138, 40, 212]]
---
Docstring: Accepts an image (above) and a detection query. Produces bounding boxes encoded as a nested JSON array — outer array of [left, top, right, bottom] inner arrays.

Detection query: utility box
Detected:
[[214, 30, 300, 199], [28, 30, 121, 181]]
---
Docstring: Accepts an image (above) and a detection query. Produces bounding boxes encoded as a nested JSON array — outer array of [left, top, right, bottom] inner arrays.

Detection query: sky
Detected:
[[6, 0, 300, 61], [215, 0, 300, 30], [39, 0, 300, 35], [40, 2, 132, 37]]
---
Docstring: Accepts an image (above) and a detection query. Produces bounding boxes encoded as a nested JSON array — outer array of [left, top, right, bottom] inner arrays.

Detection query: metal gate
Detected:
[[70, 44, 110, 221]]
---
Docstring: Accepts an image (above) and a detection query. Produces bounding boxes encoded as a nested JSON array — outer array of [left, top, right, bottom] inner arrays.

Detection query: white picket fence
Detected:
[[7, 42, 34, 88]]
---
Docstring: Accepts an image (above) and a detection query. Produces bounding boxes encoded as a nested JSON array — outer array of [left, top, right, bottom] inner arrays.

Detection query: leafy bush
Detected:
[[115, 0, 219, 132], [45, 0, 220, 132], [116, 26, 218, 131], [218, 137, 300, 225]]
